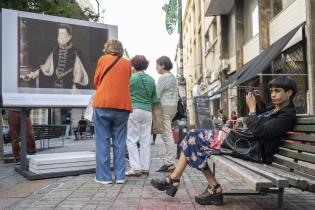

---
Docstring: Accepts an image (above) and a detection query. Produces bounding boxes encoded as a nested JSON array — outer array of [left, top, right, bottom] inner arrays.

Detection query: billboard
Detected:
[[1, 9, 118, 107]]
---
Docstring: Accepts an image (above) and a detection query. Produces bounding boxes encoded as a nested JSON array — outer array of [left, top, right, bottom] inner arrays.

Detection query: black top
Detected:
[[246, 103, 296, 163], [39, 46, 77, 89], [78, 119, 88, 128], [78, 119, 88, 132], [65, 116, 71, 125]]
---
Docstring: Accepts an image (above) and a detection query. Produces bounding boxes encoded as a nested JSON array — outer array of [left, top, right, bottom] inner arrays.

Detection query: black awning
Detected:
[[231, 22, 304, 88], [213, 22, 304, 95], [214, 55, 257, 95]]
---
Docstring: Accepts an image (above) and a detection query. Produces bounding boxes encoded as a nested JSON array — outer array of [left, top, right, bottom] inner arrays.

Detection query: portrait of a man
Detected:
[[24, 24, 89, 89], [18, 17, 108, 91]]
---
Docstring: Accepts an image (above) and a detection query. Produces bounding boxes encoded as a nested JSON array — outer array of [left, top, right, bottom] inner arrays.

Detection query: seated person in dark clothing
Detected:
[[74, 116, 88, 140], [151, 76, 297, 205]]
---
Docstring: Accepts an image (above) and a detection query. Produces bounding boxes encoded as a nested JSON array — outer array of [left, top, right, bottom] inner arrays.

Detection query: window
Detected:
[[272, 42, 308, 114], [270, 0, 296, 18], [252, 6, 259, 36], [211, 18, 217, 41], [228, 7, 236, 58], [205, 29, 209, 53], [244, 0, 259, 42]]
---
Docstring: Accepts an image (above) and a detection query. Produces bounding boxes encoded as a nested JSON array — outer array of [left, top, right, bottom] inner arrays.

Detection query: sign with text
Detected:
[[194, 96, 213, 129]]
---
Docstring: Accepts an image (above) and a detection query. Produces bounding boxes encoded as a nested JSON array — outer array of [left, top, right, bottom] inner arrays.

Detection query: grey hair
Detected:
[[103, 39, 123, 57]]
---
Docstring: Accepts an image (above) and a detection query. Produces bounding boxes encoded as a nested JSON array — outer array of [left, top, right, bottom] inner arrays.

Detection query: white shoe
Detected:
[[116, 179, 126, 184], [95, 177, 112, 185]]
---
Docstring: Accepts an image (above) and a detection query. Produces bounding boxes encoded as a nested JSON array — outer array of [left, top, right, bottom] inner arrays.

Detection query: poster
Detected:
[[1, 9, 118, 107]]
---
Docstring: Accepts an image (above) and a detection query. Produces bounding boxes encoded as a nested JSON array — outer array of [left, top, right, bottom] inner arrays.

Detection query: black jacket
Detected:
[[246, 103, 296, 163]]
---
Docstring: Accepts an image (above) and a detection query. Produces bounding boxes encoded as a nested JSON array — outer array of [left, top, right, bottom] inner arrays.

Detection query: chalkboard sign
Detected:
[[194, 96, 213, 129]]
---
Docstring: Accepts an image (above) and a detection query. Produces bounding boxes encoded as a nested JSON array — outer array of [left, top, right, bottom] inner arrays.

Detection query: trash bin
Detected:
[[176, 119, 187, 159]]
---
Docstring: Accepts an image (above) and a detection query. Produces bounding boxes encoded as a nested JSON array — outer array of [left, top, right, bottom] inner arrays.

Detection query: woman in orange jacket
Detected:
[[93, 39, 132, 184]]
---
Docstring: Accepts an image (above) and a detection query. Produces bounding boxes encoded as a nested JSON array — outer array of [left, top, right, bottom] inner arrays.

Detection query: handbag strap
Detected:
[[138, 73, 153, 105], [97, 56, 121, 86]]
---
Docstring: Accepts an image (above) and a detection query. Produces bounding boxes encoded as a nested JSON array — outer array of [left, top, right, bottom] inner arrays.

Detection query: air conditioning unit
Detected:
[[220, 59, 229, 71]]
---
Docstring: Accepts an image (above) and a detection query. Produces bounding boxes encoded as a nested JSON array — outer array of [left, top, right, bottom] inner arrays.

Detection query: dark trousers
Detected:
[[8, 111, 36, 160]]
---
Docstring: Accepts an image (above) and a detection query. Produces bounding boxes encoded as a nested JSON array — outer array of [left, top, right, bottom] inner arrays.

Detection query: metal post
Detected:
[[48, 108, 51, 124], [178, 0, 183, 78], [0, 109, 3, 163], [278, 188, 284, 209], [177, 0, 186, 105], [20, 108, 28, 171]]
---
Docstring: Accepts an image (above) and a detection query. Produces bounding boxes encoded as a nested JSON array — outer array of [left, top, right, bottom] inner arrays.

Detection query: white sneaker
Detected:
[[116, 179, 126, 184], [95, 177, 112, 185]]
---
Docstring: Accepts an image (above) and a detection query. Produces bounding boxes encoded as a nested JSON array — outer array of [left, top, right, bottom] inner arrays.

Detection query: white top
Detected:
[[156, 72, 178, 114]]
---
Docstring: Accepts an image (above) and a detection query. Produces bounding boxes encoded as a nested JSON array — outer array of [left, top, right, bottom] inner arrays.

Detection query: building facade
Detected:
[[180, 0, 314, 126]]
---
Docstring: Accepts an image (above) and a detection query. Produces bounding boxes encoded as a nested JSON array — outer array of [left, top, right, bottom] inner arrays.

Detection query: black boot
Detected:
[[151, 176, 180, 197], [195, 184, 223, 205]]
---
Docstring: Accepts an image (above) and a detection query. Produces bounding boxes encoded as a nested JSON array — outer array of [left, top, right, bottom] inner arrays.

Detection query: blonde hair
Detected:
[[103, 39, 123, 56]]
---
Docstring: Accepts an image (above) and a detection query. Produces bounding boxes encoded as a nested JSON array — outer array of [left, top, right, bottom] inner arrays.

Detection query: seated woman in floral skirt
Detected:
[[151, 76, 297, 205]]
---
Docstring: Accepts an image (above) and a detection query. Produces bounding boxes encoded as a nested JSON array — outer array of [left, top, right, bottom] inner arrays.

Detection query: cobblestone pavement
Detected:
[[1, 136, 315, 210]]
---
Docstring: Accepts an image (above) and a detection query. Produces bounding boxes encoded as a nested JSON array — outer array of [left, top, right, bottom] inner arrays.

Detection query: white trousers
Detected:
[[161, 112, 176, 165], [126, 109, 152, 171]]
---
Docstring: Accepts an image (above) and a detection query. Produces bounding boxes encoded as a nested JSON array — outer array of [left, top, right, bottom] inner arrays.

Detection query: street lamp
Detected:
[[163, 0, 187, 158], [95, 0, 100, 17], [163, 0, 186, 101]]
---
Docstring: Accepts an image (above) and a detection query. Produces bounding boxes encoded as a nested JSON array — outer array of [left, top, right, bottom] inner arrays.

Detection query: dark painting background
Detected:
[[18, 17, 109, 89]]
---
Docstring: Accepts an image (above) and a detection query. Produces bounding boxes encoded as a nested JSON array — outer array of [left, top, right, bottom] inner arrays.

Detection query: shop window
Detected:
[[272, 42, 308, 114]]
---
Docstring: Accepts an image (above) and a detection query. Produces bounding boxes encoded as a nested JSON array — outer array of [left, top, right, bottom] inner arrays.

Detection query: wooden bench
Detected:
[[209, 116, 315, 208], [33, 125, 66, 149]]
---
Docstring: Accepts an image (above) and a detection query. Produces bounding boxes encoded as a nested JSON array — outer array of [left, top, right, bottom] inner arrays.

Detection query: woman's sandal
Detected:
[[151, 176, 180, 197], [195, 184, 223, 205]]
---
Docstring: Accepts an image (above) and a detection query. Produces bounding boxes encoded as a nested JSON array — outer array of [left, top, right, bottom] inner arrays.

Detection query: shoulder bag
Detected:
[[221, 129, 262, 162], [172, 95, 186, 122], [84, 56, 121, 122], [138, 74, 164, 134]]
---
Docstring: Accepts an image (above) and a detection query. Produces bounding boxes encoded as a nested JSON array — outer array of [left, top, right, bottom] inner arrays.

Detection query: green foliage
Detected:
[[0, 0, 99, 22]]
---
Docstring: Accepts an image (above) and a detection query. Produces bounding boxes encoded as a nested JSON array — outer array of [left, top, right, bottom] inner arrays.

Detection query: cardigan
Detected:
[[246, 103, 296, 163], [130, 73, 159, 112]]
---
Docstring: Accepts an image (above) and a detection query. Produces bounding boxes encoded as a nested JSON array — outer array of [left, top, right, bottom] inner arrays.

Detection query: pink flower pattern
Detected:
[[180, 129, 219, 170]]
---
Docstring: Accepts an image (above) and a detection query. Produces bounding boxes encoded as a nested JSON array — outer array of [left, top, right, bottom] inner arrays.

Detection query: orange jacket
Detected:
[[93, 55, 132, 112]]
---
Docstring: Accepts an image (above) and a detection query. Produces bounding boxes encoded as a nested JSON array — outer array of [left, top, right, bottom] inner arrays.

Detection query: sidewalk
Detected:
[[1, 136, 315, 210]]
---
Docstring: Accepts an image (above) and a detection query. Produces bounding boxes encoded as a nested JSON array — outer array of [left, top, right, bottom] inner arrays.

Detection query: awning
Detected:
[[214, 57, 256, 95], [213, 22, 305, 95], [205, 0, 235, 16]]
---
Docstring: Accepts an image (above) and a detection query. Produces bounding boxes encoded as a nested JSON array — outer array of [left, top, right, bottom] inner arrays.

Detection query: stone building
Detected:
[[179, 0, 314, 126]]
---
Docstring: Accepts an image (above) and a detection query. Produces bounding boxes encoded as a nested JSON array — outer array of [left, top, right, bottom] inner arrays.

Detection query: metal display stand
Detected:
[[14, 108, 95, 180]]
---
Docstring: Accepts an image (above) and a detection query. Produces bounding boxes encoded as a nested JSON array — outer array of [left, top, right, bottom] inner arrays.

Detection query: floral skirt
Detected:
[[180, 129, 220, 170]]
